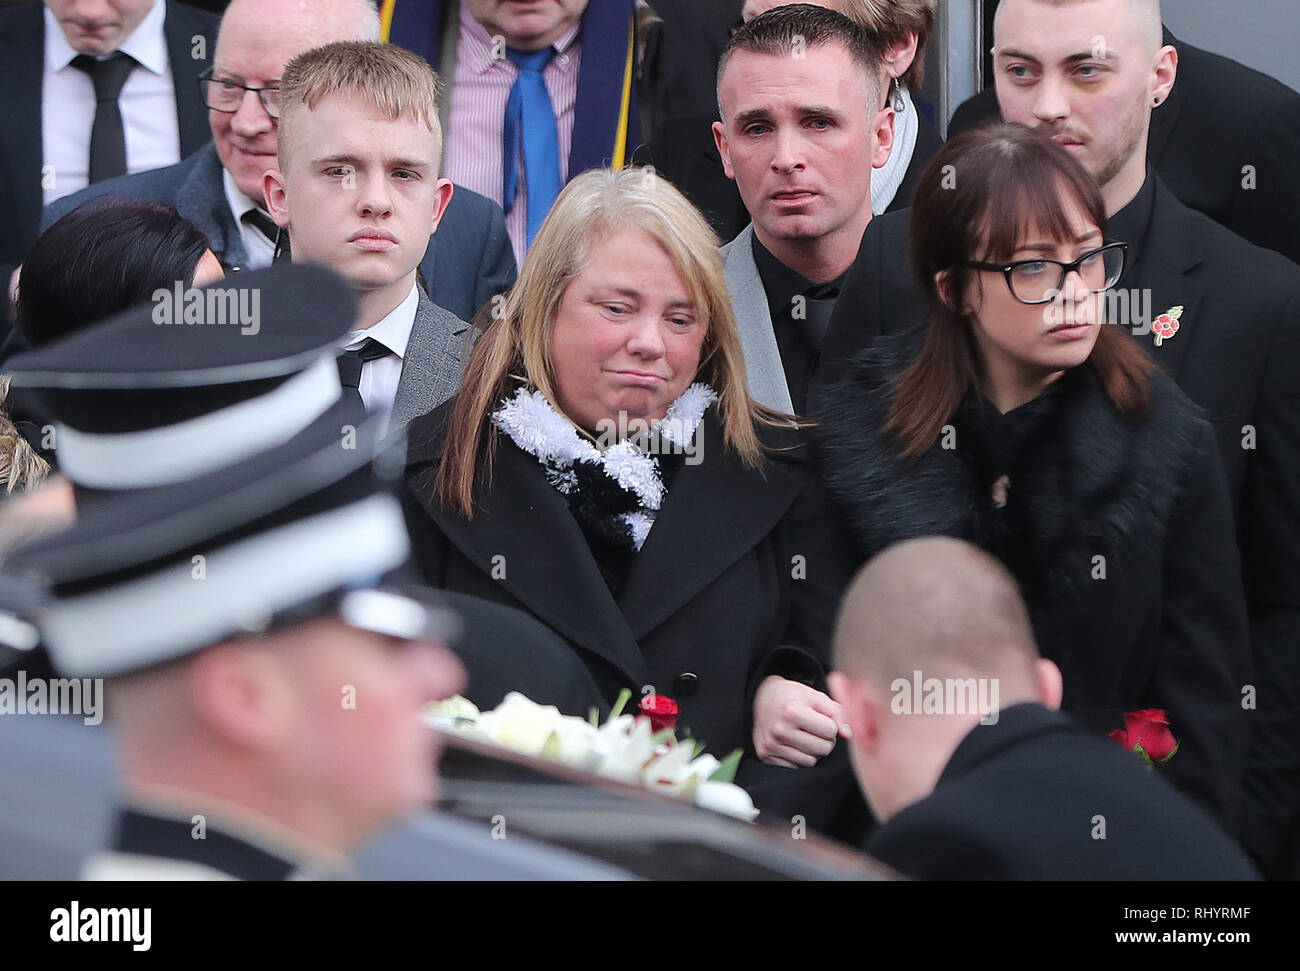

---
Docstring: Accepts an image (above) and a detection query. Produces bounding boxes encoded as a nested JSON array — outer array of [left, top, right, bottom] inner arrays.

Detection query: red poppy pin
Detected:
[[1152, 305, 1184, 346]]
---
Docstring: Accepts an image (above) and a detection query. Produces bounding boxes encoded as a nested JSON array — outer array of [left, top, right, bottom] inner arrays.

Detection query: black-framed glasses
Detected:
[[964, 242, 1128, 305], [198, 67, 281, 119]]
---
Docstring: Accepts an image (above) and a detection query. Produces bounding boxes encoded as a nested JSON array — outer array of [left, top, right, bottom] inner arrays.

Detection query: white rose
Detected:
[[593, 716, 656, 784], [475, 692, 568, 755], [421, 694, 480, 727], [696, 780, 759, 822]]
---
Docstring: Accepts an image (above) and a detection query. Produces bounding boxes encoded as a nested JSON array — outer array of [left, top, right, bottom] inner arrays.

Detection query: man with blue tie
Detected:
[[383, 0, 640, 265]]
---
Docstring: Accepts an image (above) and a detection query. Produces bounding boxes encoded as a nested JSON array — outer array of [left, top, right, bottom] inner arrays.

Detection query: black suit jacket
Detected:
[[402, 403, 858, 823], [0, 0, 216, 268], [820, 174, 1300, 875], [948, 29, 1300, 264], [37, 144, 518, 325], [867, 704, 1258, 880]]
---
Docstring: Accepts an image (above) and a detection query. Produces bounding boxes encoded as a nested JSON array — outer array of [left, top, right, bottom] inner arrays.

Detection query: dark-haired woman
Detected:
[[13, 196, 221, 351], [1, 197, 221, 480], [810, 124, 1250, 837]]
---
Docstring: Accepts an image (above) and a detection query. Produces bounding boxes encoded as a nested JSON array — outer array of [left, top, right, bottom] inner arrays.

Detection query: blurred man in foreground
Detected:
[[828, 537, 1257, 880], [9, 404, 466, 879]]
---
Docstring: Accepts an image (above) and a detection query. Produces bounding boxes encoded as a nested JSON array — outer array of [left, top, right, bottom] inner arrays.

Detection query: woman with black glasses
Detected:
[[810, 124, 1251, 839]]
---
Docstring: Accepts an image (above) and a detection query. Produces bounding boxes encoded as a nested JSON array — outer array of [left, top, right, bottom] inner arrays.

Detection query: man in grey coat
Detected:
[[713, 6, 893, 416], [265, 41, 478, 437]]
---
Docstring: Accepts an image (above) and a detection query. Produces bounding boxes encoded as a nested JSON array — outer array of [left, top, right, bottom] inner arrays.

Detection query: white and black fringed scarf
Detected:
[[491, 383, 717, 593]]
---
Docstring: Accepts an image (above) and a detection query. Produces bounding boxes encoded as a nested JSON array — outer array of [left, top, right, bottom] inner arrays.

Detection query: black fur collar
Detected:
[[809, 331, 1206, 610]]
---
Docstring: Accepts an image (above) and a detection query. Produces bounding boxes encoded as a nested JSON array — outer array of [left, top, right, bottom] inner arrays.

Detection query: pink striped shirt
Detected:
[[444, 1, 582, 266]]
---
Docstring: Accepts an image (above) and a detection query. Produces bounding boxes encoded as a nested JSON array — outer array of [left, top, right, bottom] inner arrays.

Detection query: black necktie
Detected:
[[71, 52, 137, 184], [799, 283, 839, 350], [241, 209, 292, 264], [337, 338, 390, 412]]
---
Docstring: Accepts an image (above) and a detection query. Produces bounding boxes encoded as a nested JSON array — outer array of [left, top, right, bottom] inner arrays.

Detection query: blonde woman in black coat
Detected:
[[810, 125, 1251, 838], [404, 168, 858, 824]]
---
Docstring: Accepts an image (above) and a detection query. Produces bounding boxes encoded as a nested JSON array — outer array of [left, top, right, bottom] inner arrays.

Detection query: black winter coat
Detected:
[[867, 703, 1258, 880], [403, 402, 859, 824], [809, 332, 1252, 838]]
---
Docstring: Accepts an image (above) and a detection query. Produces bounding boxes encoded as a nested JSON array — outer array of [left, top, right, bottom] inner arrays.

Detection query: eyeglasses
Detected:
[[198, 68, 280, 119], [963, 242, 1128, 305]]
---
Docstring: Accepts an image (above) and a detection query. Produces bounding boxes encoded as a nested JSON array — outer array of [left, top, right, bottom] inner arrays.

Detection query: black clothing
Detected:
[[811, 332, 1252, 837], [751, 236, 844, 415], [948, 29, 1300, 264], [867, 703, 1259, 880]]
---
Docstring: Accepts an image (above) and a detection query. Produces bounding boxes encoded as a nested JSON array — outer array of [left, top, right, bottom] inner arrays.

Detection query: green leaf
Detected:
[[608, 688, 633, 720], [649, 727, 676, 747], [692, 738, 706, 759], [588, 707, 599, 728], [678, 774, 700, 801], [540, 730, 563, 761], [709, 748, 743, 784]]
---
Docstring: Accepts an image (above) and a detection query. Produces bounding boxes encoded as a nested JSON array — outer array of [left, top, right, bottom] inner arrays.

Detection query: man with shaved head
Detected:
[[950, 0, 1300, 264], [822, 0, 1300, 878], [829, 537, 1257, 880], [33, 0, 516, 325]]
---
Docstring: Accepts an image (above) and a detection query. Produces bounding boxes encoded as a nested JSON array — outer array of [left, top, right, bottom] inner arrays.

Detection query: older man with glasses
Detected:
[[31, 0, 516, 329]]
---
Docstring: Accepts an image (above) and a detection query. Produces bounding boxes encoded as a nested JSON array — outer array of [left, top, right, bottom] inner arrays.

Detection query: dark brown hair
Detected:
[[719, 4, 884, 111], [887, 122, 1155, 460]]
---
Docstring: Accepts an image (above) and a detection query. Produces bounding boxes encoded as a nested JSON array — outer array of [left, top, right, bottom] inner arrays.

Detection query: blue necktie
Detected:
[[502, 47, 562, 249]]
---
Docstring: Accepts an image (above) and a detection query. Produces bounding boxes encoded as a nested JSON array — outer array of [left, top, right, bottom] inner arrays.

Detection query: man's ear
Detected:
[[828, 671, 881, 755], [1036, 658, 1064, 711], [1152, 44, 1178, 107], [189, 643, 288, 752], [881, 32, 920, 81], [871, 106, 896, 170], [263, 168, 290, 227], [428, 178, 456, 236], [712, 120, 736, 181]]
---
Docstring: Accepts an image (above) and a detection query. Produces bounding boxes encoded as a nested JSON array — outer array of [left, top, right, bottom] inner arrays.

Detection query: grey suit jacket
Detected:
[[720, 225, 794, 414], [390, 287, 471, 434], [40, 145, 518, 323]]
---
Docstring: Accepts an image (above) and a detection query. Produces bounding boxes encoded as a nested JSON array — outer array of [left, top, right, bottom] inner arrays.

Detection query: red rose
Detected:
[[1111, 708, 1179, 764], [639, 693, 679, 734]]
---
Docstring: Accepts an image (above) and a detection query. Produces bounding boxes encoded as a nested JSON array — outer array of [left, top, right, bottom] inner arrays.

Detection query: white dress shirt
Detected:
[[41, 0, 181, 207], [338, 282, 419, 437], [222, 169, 276, 269]]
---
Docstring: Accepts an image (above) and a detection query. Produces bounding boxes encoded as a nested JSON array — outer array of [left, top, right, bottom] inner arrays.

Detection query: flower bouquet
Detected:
[[424, 689, 759, 821]]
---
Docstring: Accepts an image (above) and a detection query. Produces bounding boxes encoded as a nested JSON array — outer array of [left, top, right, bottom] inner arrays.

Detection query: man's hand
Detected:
[[753, 675, 850, 768]]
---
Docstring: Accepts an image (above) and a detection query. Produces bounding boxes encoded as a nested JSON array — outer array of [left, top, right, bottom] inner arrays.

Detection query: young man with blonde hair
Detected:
[[265, 41, 468, 437], [36, 0, 513, 328]]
